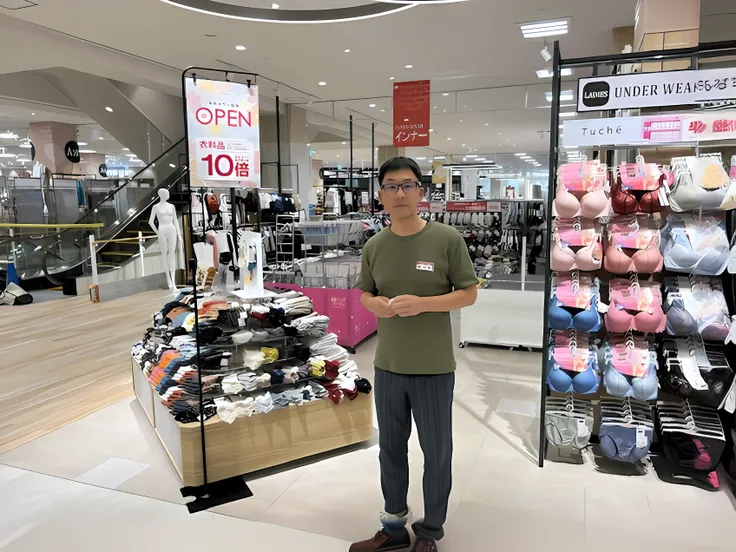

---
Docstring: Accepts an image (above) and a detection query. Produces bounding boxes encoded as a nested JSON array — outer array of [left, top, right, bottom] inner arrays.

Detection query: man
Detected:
[[351, 157, 478, 552]]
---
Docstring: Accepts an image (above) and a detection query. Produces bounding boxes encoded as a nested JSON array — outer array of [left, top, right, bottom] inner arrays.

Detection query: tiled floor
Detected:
[[2, 317, 736, 551]]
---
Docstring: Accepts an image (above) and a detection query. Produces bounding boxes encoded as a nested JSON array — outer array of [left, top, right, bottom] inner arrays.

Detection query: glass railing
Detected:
[[4, 139, 187, 282]]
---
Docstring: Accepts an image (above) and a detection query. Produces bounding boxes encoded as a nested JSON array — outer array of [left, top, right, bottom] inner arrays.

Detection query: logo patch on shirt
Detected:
[[416, 261, 435, 272]]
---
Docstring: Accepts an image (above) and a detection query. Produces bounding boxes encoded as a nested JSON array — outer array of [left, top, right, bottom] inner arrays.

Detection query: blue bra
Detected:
[[661, 217, 730, 276], [602, 359, 659, 401], [548, 295, 602, 332], [547, 356, 600, 394]]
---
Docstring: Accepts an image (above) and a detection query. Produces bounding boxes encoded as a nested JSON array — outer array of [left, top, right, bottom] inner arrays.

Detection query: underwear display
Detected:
[[545, 396, 594, 450], [599, 397, 655, 463], [660, 213, 730, 275], [600, 335, 659, 401], [550, 219, 603, 271], [547, 274, 602, 332], [668, 155, 732, 212], [656, 400, 726, 489], [604, 278, 666, 334], [660, 337, 735, 409], [552, 161, 610, 219], [603, 216, 663, 274], [663, 276, 731, 340], [611, 161, 668, 214]]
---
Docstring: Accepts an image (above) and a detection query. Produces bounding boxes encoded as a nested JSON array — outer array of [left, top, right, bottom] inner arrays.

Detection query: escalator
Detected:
[[2, 139, 190, 294]]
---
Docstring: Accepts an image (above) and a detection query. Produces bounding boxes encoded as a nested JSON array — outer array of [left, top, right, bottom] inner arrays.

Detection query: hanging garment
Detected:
[[661, 214, 730, 275], [668, 156, 730, 212], [611, 162, 667, 214]]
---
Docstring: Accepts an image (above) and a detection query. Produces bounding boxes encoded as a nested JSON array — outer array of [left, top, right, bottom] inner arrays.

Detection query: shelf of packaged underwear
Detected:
[[131, 355, 374, 487], [459, 275, 546, 350]]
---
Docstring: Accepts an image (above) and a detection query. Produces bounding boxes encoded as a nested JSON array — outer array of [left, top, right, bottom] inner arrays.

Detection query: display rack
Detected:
[[537, 39, 736, 487]]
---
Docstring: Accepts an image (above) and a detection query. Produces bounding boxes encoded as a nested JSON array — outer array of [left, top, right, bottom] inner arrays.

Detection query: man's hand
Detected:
[[389, 295, 426, 317], [370, 296, 396, 319]]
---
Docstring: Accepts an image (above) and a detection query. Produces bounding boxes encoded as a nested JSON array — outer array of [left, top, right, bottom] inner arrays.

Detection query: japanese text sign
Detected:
[[393, 80, 430, 147], [185, 78, 261, 189]]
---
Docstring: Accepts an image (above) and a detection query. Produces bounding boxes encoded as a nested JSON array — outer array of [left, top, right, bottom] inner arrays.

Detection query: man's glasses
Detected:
[[380, 181, 420, 194]]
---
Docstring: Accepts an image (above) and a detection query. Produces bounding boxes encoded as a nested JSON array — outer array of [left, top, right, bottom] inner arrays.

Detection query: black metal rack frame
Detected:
[[537, 39, 736, 468]]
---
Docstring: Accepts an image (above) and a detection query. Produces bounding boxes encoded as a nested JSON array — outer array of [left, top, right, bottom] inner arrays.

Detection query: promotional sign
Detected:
[[682, 111, 736, 142], [185, 77, 260, 188], [577, 68, 736, 112], [64, 140, 80, 163], [393, 80, 430, 147], [446, 201, 488, 212]]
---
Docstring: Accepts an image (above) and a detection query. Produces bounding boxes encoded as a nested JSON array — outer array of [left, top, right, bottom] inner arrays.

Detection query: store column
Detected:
[[285, 105, 312, 213], [376, 146, 405, 166], [28, 122, 79, 174], [634, 0, 700, 71]]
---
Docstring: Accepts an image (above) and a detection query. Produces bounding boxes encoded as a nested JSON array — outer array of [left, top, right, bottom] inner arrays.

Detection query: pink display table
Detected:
[[265, 283, 377, 352]]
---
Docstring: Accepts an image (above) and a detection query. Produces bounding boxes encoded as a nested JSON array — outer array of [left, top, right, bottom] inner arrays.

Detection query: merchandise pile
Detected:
[[132, 289, 371, 425]]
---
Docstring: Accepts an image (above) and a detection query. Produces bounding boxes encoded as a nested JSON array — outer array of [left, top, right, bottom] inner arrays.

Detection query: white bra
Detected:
[[669, 155, 733, 212]]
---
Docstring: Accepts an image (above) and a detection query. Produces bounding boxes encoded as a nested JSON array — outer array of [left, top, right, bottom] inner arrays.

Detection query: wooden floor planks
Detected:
[[0, 289, 172, 454]]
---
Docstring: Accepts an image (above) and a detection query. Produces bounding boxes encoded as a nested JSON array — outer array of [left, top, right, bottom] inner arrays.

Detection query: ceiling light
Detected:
[[546, 90, 574, 102], [169, 163, 176, 168], [344, 49, 351, 53], [433, 156, 446, 160], [318, 81, 327, 86], [98, 136, 105, 140], [467, 155, 477, 158], [105, 106, 113, 112], [447, 137, 452, 140], [342, 141, 346, 145], [380, 109, 386, 112], [31, 112, 35, 116], [80, 149, 97, 153], [405, 64, 413, 69], [485, 123, 489, 126], [0, 132, 18, 140], [537, 68, 573, 78], [475, 158, 486, 161], [77, 142, 88, 146], [429, 128, 433, 132], [122, 147, 129, 151], [389, 77, 394, 80], [442, 93, 449, 96], [18, 143, 31, 149], [235, 45, 246, 51], [540, 47, 553, 62], [461, 143, 466, 147], [560, 112, 577, 118], [515, 153, 527, 157], [521, 18, 570, 39], [271, 2, 280, 8], [307, 143, 311, 146], [369, 104, 376, 108], [416, 157, 426, 160]]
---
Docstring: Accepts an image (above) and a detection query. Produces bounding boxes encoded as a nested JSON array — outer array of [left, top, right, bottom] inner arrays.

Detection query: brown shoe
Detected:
[[411, 538, 438, 552], [349, 530, 411, 551]]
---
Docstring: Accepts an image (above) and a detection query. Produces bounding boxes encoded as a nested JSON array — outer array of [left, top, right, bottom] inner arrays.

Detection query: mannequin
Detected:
[[149, 188, 182, 291]]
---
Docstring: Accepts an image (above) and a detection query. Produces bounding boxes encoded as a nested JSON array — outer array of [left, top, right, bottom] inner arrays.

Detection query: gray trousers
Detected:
[[374, 367, 454, 542]]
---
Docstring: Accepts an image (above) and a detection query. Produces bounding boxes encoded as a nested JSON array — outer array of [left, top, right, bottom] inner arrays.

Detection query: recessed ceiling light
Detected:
[[235, 45, 246, 51], [467, 155, 478, 158], [520, 18, 570, 39], [307, 143, 311, 146], [429, 128, 433, 132], [476, 158, 486, 161], [463, 157, 467, 161], [77, 142, 88, 146], [462, 143, 466, 147], [389, 77, 394, 80], [546, 90, 574, 102], [336, 155, 340, 158], [271, 2, 280, 8], [122, 147, 129, 151], [318, 81, 327, 86], [345, 49, 351, 53], [416, 157, 426, 160], [169, 163, 176, 168], [105, 106, 113, 112], [405, 64, 413, 69], [515, 153, 527, 156], [369, 104, 376, 108], [342, 142, 346, 145], [442, 93, 449, 96], [98, 136, 104, 140], [433, 156, 446, 160], [380, 109, 386, 112], [79, 149, 97, 154], [537, 68, 573, 78]]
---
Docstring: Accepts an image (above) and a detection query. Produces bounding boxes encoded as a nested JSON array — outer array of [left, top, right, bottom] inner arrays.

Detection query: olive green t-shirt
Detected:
[[357, 221, 478, 375]]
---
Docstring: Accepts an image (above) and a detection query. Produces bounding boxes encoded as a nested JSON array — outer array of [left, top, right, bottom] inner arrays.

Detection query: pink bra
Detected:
[[605, 280, 666, 334], [551, 221, 603, 272], [553, 163, 610, 219], [603, 217, 663, 274]]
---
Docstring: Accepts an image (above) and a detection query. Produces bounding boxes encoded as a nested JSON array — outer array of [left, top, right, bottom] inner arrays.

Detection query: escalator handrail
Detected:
[[63, 137, 186, 233]]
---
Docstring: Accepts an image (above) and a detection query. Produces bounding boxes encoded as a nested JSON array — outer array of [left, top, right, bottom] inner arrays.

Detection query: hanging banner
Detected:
[[577, 68, 736, 112], [184, 77, 260, 188], [682, 110, 736, 142], [393, 80, 430, 147]]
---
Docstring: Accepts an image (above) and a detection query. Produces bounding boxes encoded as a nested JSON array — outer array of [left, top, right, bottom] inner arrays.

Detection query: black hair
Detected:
[[378, 156, 422, 185]]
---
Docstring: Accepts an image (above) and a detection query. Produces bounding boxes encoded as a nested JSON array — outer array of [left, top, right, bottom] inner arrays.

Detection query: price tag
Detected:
[[636, 426, 648, 448], [577, 419, 590, 439]]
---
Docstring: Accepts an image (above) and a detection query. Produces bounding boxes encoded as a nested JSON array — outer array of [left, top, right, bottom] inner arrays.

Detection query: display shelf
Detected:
[[132, 357, 374, 486]]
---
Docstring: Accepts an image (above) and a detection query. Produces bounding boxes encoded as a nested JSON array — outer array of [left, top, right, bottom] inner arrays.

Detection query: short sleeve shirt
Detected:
[[356, 221, 478, 375]]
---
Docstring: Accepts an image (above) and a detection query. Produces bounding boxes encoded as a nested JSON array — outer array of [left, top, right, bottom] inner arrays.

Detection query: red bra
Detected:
[[611, 173, 666, 214]]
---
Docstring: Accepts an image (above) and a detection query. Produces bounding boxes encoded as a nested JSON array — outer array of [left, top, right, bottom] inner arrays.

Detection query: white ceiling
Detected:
[[0, 0, 639, 169]]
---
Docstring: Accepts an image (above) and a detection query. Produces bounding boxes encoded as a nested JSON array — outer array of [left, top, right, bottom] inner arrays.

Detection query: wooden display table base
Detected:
[[132, 357, 375, 486]]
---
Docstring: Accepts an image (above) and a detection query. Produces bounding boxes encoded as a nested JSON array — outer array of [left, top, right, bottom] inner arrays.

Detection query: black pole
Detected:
[[349, 115, 354, 202], [276, 95, 282, 195], [181, 70, 209, 488], [370, 123, 375, 214], [538, 41, 562, 469], [230, 187, 238, 282]]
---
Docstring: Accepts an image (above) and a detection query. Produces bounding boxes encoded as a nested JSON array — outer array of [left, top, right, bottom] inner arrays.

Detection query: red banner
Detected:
[[393, 80, 430, 147], [446, 201, 489, 212]]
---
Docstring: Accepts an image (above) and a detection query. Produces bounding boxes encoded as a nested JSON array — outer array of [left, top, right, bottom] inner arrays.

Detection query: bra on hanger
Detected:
[[611, 162, 666, 214], [602, 348, 659, 401], [605, 279, 666, 334], [553, 162, 610, 219], [546, 356, 600, 394], [550, 219, 603, 271], [661, 214, 730, 275], [663, 276, 731, 340], [548, 276, 602, 332], [603, 217, 663, 274], [668, 155, 730, 212]]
